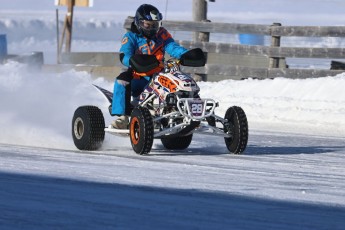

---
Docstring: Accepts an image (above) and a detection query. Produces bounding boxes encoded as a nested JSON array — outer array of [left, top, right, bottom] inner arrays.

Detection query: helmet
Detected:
[[134, 4, 163, 38]]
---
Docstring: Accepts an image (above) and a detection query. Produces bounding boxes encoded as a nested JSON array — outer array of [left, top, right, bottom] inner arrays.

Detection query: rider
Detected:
[[111, 4, 188, 129]]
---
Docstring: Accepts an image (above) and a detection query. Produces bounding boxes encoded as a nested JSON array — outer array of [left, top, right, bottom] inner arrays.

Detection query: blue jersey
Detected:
[[119, 27, 188, 68]]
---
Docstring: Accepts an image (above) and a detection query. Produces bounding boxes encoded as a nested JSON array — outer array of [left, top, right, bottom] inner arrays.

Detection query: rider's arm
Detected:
[[119, 32, 136, 67], [160, 28, 188, 59]]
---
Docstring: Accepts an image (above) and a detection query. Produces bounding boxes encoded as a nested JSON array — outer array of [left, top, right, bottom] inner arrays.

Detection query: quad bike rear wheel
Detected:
[[161, 134, 193, 150], [223, 106, 248, 154], [72, 106, 105, 150], [130, 107, 154, 155]]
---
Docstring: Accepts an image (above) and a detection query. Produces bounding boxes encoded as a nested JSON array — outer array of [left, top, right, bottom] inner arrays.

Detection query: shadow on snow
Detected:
[[0, 172, 344, 230], [245, 145, 344, 155]]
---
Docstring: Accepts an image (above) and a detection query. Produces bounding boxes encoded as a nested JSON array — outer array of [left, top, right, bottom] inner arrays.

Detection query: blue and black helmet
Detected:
[[134, 4, 163, 38]]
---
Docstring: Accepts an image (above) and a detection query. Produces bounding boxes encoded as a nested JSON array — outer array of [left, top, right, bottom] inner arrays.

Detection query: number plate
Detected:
[[189, 100, 204, 117]]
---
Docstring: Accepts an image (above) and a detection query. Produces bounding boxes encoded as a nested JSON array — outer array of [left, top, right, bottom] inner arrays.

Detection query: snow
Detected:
[[1, 134, 345, 229], [1, 1, 345, 229]]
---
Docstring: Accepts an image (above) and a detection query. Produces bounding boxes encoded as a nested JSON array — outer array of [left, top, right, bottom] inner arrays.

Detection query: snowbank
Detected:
[[199, 75, 345, 137]]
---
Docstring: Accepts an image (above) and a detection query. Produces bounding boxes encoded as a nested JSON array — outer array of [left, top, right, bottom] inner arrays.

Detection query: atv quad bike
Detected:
[[72, 48, 248, 155]]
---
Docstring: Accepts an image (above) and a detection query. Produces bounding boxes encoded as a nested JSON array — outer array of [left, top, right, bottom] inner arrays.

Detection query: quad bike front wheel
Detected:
[[223, 106, 248, 154], [130, 107, 154, 155], [72, 106, 105, 150]]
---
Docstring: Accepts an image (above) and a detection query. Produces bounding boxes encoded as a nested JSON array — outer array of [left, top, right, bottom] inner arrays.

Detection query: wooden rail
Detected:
[[178, 41, 345, 59], [125, 18, 345, 37], [57, 18, 345, 81], [123, 17, 345, 80]]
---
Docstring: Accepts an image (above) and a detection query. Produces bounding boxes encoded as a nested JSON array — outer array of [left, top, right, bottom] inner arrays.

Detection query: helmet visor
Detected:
[[139, 20, 162, 31]]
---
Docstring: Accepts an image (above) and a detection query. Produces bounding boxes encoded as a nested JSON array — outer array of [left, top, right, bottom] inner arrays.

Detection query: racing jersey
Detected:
[[119, 25, 188, 78]]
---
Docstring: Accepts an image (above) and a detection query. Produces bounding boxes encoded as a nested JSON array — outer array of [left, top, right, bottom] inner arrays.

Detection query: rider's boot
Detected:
[[112, 115, 129, 129]]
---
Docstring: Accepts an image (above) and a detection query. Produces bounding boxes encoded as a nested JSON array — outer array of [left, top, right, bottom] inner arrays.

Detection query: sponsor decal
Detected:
[[121, 37, 128, 45], [158, 75, 177, 92]]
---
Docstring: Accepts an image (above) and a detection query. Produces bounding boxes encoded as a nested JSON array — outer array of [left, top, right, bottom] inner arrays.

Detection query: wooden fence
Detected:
[[123, 17, 345, 80], [58, 18, 345, 81]]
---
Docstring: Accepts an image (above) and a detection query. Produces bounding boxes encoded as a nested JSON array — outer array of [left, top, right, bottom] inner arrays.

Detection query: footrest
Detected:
[[105, 125, 129, 136]]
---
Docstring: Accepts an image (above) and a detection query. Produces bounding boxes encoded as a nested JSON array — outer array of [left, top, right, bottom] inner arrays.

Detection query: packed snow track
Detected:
[[1, 131, 345, 229]]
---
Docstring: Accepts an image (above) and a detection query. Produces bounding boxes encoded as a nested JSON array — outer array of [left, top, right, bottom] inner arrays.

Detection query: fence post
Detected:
[[192, 0, 209, 42], [269, 22, 281, 68], [192, 0, 211, 81], [65, 0, 74, 52], [0, 34, 7, 62]]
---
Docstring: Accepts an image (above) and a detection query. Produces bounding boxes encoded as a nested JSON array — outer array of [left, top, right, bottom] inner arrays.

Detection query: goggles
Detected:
[[139, 20, 162, 30]]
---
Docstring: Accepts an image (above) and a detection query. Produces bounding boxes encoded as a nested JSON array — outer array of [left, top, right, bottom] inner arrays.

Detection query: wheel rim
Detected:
[[130, 117, 140, 145], [74, 117, 84, 139]]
